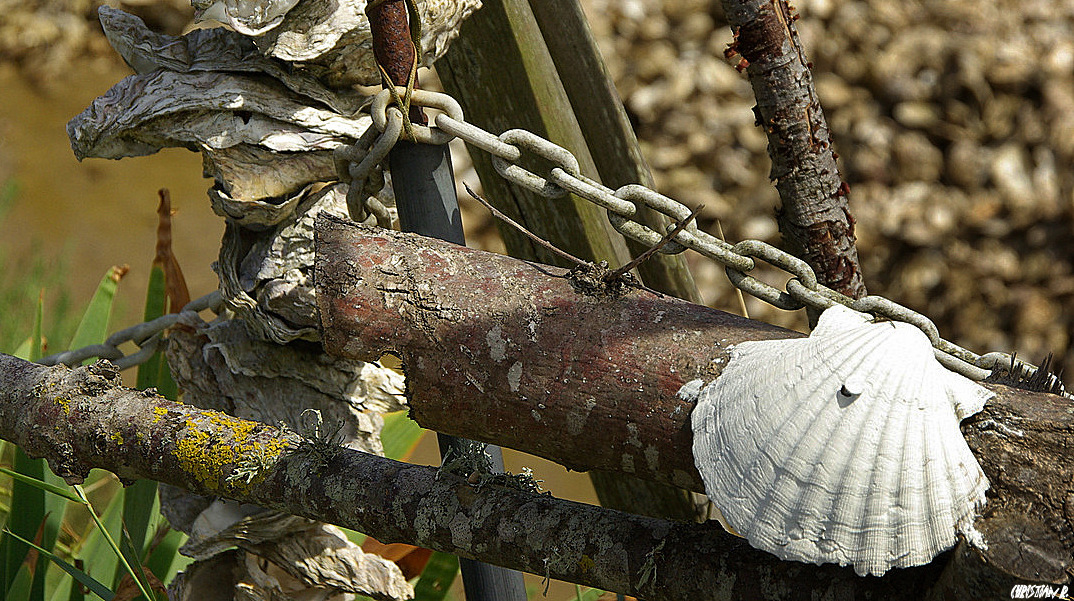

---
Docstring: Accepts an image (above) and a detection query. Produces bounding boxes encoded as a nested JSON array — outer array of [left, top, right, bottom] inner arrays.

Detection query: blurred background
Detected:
[[3, 0, 1071, 373], [0, 0, 1071, 590]]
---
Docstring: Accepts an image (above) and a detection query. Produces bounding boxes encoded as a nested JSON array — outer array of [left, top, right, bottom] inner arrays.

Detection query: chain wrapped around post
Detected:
[[48, 86, 1067, 397]]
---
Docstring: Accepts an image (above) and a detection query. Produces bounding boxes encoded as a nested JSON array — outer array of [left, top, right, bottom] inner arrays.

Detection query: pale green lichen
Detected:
[[637, 539, 665, 589]]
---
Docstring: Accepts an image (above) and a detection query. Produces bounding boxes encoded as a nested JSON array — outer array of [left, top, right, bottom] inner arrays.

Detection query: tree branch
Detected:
[[721, 0, 866, 300], [1, 218, 1068, 598], [0, 353, 942, 600], [315, 215, 1073, 586]]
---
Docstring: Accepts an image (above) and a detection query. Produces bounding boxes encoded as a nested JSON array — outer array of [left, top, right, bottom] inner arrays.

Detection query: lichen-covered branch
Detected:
[[721, 0, 866, 299], [0, 353, 946, 600], [315, 216, 1073, 586]]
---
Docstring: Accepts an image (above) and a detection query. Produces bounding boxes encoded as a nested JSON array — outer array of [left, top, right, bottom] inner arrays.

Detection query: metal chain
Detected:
[[41, 85, 1060, 393], [343, 86, 1058, 386], [37, 291, 223, 370]]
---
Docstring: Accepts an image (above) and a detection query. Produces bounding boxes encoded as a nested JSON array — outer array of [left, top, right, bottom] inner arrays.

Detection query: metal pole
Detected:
[[367, 2, 528, 599]]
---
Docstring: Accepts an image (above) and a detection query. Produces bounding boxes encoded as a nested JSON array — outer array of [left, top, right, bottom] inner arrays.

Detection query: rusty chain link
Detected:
[[43, 86, 1062, 394]]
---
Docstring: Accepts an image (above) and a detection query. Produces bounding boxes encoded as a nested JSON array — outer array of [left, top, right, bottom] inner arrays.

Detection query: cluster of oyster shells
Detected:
[[63, 3, 478, 598]]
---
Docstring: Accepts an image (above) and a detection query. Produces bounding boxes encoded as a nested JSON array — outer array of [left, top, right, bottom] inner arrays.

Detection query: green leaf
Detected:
[[71, 486, 153, 601], [63, 574, 80, 601], [144, 527, 188, 585], [381, 411, 426, 461], [137, 266, 178, 400], [73, 486, 122, 595], [119, 480, 158, 561], [4, 529, 113, 601], [68, 267, 125, 363], [47, 572, 72, 601], [4, 561, 33, 601], [1, 448, 47, 593], [11, 337, 32, 361], [571, 586, 606, 601], [412, 552, 459, 601]]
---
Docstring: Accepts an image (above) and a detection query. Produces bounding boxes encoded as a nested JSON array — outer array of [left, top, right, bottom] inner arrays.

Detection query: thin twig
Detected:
[[716, 219, 749, 318], [463, 183, 590, 267], [603, 205, 703, 282]]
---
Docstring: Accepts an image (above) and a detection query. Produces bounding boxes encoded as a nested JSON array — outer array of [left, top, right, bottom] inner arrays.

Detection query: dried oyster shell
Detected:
[[689, 304, 993, 576], [250, 0, 483, 87]]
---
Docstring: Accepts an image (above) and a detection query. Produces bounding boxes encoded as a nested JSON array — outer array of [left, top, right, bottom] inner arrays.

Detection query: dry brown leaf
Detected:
[[112, 566, 167, 601], [361, 537, 433, 580], [155, 189, 191, 311]]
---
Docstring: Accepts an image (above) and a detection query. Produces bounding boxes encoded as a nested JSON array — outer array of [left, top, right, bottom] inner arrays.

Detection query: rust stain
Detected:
[[366, 0, 427, 125], [735, 3, 788, 64]]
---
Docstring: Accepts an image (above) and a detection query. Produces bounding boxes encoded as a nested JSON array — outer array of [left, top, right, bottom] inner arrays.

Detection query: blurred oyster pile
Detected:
[[0, 0, 193, 82], [583, 0, 1074, 378]]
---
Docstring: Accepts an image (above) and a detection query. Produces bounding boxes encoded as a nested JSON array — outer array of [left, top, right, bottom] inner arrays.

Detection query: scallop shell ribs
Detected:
[[690, 304, 993, 576]]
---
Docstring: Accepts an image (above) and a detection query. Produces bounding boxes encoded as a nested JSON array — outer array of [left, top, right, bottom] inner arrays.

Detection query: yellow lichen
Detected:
[[579, 555, 595, 573], [110, 432, 123, 446], [171, 411, 289, 495], [55, 397, 71, 415], [152, 407, 168, 423]]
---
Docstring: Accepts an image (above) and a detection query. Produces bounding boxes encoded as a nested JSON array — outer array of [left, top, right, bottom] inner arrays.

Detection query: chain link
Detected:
[[352, 87, 1061, 386], [37, 291, 223, 370], [46, 87, 1060, 393]]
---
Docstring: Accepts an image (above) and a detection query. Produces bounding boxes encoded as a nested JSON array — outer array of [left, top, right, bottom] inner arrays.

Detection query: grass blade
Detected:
[[71, 487, 153, 601], [67, 267, 127, 362], [0, 469, 80, 503], [4, 530, 113, 601]]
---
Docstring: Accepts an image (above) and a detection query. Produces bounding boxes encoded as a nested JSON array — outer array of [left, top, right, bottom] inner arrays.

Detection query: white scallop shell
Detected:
[[689, 304, 993, 576]]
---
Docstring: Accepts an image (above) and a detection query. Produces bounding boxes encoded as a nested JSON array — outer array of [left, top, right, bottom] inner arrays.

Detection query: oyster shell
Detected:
[[690, 304, 993, 576]]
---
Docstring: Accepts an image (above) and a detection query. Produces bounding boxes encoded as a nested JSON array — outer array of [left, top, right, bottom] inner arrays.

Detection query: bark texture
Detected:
[[0, 353, 943, 600], [437, 0, 702, 521], [315, 216, 1074, 587], [315, 215, 790, 492], [721, 0, 867, 300]]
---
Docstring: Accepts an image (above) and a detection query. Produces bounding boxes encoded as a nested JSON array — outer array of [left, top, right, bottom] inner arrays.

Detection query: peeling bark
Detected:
[[721, 0, 866, 300]]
